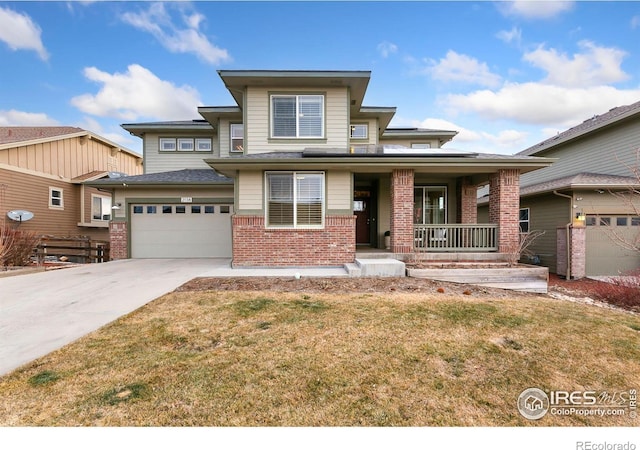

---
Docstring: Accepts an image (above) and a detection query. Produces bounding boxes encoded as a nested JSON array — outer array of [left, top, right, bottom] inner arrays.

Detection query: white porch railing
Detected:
[[414, 224, 498, 252]]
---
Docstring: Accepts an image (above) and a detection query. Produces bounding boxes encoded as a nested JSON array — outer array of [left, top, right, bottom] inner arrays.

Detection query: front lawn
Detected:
[[1, 285, 638, 426]]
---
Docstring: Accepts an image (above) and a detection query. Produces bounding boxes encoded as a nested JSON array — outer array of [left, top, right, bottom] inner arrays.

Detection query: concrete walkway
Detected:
[[0, 259, 348, 377]]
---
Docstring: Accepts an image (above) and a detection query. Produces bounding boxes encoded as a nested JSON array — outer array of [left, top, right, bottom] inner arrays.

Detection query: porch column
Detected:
[[489, 169, 520, 254], [390, 168, 414, 253], [458, 176, 478, 224]]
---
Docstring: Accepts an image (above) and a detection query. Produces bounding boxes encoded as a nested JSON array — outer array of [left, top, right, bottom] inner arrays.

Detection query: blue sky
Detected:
[[1, 1, 640, 156]]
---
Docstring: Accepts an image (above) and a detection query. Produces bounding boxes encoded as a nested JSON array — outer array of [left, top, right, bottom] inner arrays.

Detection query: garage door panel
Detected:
[[131, 204, 232, 258]]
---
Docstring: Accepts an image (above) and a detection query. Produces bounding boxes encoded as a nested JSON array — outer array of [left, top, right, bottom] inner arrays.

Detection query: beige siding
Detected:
[[521, 119, 640, 188], [0, 135, 142, 179], [237, 170, 263, 212], [327, 171, 351, 210], [520, 194, 571, 273], [245, 86, 349, 154], [0, 167, 108, 240], [143, 132, 219, 174], [380, 138, 442, 148], [218, 119, 232, 158], [586, 225, 640, 276]]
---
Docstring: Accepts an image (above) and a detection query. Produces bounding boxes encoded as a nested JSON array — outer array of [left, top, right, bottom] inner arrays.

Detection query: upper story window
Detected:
[[412, 143, 432, 149], [160, 137, 212, 152], [92, 195, 112, 221], [49, 187, 64, 209], [350, 124, 368, 139], [271, 94, 324, 138], [230, 123, 244, 152]]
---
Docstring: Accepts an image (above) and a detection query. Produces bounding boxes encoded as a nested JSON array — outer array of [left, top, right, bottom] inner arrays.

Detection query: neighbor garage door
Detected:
[[131, 203, 233, 258]]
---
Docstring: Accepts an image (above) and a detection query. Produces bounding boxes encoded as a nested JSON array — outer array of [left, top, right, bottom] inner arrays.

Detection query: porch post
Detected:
[[390, 168, 414, 253], [489, 169, 520, 254], [459, 176, 477, 224]]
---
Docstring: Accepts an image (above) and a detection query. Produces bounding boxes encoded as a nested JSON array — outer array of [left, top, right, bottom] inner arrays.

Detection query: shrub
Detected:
[[1, 227, 40, 267], [590, 270, 640, 310]]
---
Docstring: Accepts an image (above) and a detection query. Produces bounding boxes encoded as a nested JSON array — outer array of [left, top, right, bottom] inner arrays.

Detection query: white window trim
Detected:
[[270, 94, 325, 139], [159, 138, 177, 151], [230, 123, 244, 153], [195, 138, 212, 152], [350, 124, 368, 140], [49, 187, 64, 209], [177, 138, 195, 152], [91, 194, 111, 221], [265, 171, 325, 229]]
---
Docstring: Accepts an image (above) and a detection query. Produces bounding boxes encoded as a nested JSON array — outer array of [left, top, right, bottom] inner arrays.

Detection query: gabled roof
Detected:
[[519, 100, 640, 156], [85, 168, 232, 187], [0, 126, 141, 159]]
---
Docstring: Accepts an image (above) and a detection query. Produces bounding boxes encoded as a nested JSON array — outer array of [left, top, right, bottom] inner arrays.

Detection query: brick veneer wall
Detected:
[[109, 221, 128, 260], [390, 169, 414, 253], [459, 177, 478, 224], [232, 215, 356, 267], [489, 169, 520, 254], [556, 226, 586, 279]]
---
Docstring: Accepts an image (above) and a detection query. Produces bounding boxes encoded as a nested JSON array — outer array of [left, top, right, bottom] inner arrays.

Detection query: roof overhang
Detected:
[[197, 106, 243, 126], [205, 154, 555, 183], [381, 128, 458, 146], [352, 107, 397, 135], [217, 70, 372, 112], [122, 121, 214, 138]]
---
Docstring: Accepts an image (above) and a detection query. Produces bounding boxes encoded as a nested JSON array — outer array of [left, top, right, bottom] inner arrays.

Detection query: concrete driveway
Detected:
[[0, 258, 231, 377]]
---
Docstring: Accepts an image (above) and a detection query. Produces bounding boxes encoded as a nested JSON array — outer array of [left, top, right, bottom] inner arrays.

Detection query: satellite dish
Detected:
[[7, 210, 34, 222]]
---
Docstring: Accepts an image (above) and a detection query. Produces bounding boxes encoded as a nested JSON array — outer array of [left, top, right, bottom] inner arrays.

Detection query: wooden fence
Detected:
[[36, 236, 110, 264]]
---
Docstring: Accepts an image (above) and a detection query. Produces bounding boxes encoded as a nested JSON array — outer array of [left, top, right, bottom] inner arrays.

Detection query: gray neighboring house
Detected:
[[479, 100, 640, 277]]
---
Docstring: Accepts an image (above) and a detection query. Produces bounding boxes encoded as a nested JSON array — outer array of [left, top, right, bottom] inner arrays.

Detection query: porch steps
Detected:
[[345, 258, 406, 278]]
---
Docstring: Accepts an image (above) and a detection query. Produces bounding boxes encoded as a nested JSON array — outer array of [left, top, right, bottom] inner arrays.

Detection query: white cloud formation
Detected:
[[377, 41, 398, 58], [120, 3, 230, 65], [0, 6, 49, 61], [497, 1, 574, 20], [442, 82, 640, 127], [70, 64, 201, 121], [0, 109, 58, 126], [425, 51, 502, 88], [523, 40, 629, 87], [496, 26, 522, 45]]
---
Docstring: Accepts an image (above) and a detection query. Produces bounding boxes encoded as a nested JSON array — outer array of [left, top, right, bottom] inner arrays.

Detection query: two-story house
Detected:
[[89, 70, 553, 267], [1, 126, 142, 240], [478, 100, 640, 278]]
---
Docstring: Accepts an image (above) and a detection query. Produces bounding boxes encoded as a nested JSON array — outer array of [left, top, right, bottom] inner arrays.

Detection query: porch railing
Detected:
[[414, 224, 498, 252]]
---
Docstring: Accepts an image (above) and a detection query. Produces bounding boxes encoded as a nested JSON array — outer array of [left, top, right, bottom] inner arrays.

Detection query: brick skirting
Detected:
[[232, 215, 356, 267]]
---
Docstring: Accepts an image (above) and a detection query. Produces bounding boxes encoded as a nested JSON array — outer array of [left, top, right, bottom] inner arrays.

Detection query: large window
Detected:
[[271, 95, 324, 138], [266, 172, 324, 227], [414, 186, 446, 225], [92, 195, 112, 221]]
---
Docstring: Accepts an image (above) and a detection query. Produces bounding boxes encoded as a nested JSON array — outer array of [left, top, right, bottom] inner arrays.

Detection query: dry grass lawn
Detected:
[[1, 286, 639, 426]]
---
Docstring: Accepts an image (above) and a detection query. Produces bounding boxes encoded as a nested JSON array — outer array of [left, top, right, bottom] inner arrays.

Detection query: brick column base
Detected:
[[390, 169, 414, 253], [232, 215, 356, 267], [489, 169, 520, 254], [556, 225, 586, 279], [109, 222, 128, 260]]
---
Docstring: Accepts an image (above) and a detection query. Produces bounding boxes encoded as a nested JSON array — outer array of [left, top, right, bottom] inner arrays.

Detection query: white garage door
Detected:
[[131, 204, 233, 258]]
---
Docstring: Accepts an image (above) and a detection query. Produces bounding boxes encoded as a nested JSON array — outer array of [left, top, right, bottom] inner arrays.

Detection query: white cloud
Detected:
[[497, 1, 574, 20], [412, 117, 479, 143], [0, 6, 48, 61], [70, 64, 201, 121], [631, 15, 640, 29], [377, 41, 398, 58], [120, 3, 230, 65], [442, 82, 640, 127], [425, 50, 502, 88], [496, 26, 522, 45], [0, 109, 58, 126], [523, 41, 629, 87]]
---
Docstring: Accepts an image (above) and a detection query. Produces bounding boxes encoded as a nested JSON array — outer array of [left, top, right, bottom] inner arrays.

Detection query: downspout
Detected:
[[553, 190, 573, 279]]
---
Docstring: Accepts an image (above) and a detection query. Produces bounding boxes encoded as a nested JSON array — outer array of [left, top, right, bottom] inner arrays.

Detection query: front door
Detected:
[[355, 195, 370, 244]]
